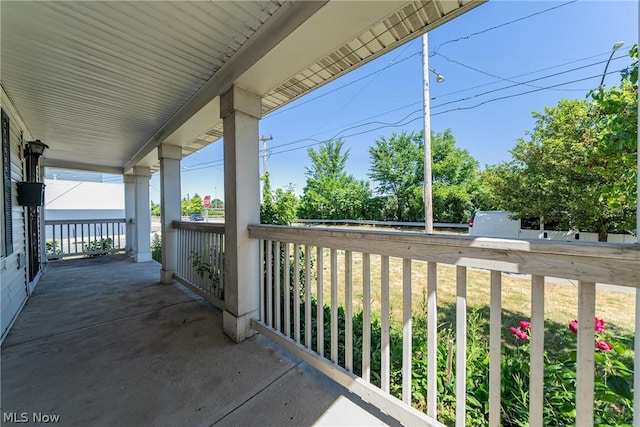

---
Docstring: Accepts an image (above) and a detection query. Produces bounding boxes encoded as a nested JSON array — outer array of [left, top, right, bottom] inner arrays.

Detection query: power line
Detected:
[[432, 55, 627, 110], [430, 0, 578, 57], [182, 67, 624, 173], [432, 52, 604, 92], [267, 52, 421, 118], [269, 68, 624, 157], [266, 0, 601, 121], [432, 51, 621, 100], [265, 58, 626, 152], [181, 62, 628, 174], [268, 6, 430, 99], [431, 69, 624, 116], [313, 42, 415, 135], [271, 0, 578, 100], [271, 52, 619, 142], [266, 48, 617, 122]]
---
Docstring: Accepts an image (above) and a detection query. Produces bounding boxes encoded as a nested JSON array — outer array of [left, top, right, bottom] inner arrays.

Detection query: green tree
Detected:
[[189, 194, 204, 215], [150, 200, 160, 216], [368, 130, 481, 222], [484, 96, 634, 241], [368, 131, 423, 221], [260, 172, 298, 225], [589, 44, 638, 213], [432, 129, 482, 222], [181, 197, 189, 216], [298, 140, 372, 219]]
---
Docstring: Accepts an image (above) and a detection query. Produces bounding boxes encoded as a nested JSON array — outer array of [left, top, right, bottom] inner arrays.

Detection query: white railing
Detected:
[[248, 224, 639, 427], [45, 219, 126, 260], [173, 221, 225, 309]]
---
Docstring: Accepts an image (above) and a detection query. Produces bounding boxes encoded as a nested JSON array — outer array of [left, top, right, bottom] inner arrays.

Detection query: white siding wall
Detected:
[[1, 87, 31, 342]]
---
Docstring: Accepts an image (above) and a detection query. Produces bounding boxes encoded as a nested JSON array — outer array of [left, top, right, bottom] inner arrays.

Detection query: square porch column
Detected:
[[220, 85, 261, 342], [158, 144, 181, 285], [132, 166, 152, 263], [124, 174, 136, 255]]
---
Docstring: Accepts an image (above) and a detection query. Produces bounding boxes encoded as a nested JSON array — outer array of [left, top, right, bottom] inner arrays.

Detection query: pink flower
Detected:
[[510, 326, 529, 340], [519, 320, 531, 330], [594, 317, 605, 333], [595, 341, 613, 351], [569, 319, 578, 334]]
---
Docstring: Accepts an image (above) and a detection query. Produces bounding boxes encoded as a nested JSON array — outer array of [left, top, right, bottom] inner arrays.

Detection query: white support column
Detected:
[[220, 85, 261, 343], [124, 174, 136, 255], [132, 166, 152, 263], [158, 144, 182, 285]]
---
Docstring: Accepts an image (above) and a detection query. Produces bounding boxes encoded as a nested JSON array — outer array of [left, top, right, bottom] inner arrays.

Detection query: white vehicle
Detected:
[[468, 211, 635, 243]]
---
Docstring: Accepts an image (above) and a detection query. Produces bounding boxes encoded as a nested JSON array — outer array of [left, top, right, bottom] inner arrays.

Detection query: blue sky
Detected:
[[151, 0, 639, 203]]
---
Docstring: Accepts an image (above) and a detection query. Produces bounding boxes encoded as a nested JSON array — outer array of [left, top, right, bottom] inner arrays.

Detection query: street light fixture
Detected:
[[600, 41, 624, 88], [423, 34, 445, 234], [430, 68, 445, 83]]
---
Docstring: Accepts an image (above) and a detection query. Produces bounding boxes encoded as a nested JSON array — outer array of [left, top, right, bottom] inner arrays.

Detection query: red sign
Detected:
[[203, 195, 211, 209]]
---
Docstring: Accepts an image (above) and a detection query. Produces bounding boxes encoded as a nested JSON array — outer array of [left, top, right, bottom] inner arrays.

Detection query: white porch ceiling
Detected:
[[0, 0, 484, 174]]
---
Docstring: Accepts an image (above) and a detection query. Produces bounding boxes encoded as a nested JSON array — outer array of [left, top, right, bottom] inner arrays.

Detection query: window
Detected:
[[1, 108, 13, 256], [519, 217, 540, 230], [543, 220, 563, 231]]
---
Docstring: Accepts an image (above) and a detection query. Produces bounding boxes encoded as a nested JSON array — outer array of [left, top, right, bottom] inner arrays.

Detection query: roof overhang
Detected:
[[1, 0, 486, 175]]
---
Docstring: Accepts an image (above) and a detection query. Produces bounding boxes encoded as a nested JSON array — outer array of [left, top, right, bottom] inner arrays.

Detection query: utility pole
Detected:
[[422, 33, 434, 234], [259, 135, 273, 174], [422, 33, 444, 234]]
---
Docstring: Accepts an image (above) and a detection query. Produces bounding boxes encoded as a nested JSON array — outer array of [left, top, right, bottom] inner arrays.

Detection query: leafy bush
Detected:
[[273, 285, 634, 426], [46, 240, 62, 256], [83, 238, 113, 257], [151, 233, 162, 263], [191, 250, 223, 299], [261, 172, 298, 225]]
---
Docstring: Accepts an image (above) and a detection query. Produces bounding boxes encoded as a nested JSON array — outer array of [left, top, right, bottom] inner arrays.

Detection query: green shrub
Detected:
[[278, 291, 634, 426], [46, 240, 62, 256], [151, 233, 162, 263], [83, 237, 113, 257], [191, 250, 223, 299]]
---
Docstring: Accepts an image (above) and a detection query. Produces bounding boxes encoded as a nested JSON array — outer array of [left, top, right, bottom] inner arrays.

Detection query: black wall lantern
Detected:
[[24, 139, 49, 158], [17, 139, 49, 207]]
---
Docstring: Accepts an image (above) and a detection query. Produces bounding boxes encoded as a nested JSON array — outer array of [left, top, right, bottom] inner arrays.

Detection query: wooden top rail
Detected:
[[172, 221, 225, 233], [248, 224, 640, 287], [45, 219, 126, 225]]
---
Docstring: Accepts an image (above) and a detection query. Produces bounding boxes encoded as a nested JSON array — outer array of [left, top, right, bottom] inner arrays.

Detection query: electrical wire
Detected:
[[265, 58, 626, 152], [180, 66, 625, 173], [432, 51, 611, 92], [430, 0, 578, 57], [432, 51, 623, 100], [431, 70, 622, 116], [268, 6, 429, 99], [266, 52, 421, 118], [432, 55, 627, 110], [265, 48, 619, 121]]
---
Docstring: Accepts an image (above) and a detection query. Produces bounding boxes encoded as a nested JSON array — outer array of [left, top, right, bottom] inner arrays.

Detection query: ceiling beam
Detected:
[[43, 158, 124, 175]]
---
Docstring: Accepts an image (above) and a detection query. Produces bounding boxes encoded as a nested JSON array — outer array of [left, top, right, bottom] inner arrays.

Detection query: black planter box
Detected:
[[17, 182, 45, 206]]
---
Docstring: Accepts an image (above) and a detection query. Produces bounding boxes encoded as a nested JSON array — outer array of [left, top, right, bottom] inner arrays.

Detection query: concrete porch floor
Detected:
[[1, 255, 400, 427]]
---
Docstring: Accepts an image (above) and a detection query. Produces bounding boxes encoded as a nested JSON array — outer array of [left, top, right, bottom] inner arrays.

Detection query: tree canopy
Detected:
[[260, 172, 298, 225], [589, 44, 638, 212], [298, 140, 372, 219], [368, 131, 423, 220], [483, 47, 637, 241], [368, 130, 482, 222]]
